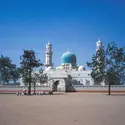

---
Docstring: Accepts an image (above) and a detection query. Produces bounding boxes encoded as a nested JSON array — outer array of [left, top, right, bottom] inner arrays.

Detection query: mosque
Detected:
[[20, 40, 104, 91], [42, 40, 105, 91]]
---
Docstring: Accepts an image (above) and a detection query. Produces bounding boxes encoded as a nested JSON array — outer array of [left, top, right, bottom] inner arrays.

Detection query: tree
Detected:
[[20, 50, 42, 95], [0, 55, 20, 84], [87, 41, 125, 95], [32, 69, 48, 94], [32, 72, 38, 94], [105, 42, 125, 95], [0, 55, 11, 84], [106, 42, 125, 85], [36, 69, 48, 84], [87, 42, 125, 86], [87, 45, 105, 85], [10, 65, 21, 84]]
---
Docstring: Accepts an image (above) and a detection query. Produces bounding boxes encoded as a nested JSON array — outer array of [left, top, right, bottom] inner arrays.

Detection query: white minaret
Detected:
[[45, 41, 53, 68], [96, 39, 102, 51]]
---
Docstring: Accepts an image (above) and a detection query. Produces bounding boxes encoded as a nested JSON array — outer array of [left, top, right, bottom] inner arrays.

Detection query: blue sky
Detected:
[[0, 0, 125, 67]]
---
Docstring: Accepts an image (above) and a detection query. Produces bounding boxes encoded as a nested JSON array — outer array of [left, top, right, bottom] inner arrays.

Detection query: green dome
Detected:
[[61, 51, 77, 66]]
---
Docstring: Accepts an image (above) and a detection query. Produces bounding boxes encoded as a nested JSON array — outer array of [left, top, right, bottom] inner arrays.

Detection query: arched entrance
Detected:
[[52, 80, 60, 92]]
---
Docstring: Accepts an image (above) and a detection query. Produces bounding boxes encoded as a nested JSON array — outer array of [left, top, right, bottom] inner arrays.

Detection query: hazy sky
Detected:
[[0, 0, 125, 67]]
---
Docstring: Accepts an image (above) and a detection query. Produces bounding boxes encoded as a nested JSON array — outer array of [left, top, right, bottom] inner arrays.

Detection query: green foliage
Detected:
[[87, 46, 105, 85], [105, 42, 125, 85], [10, 65, 21, 84], [87, 42, 125, 85], [32, 69, 48, 85], [0, 55, 20, 84], [20, 50, 42, 94], [20, 50, 42, 83], [31, 69, 48, 94]]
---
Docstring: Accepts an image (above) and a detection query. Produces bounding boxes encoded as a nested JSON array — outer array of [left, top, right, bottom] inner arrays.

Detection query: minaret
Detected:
[[96, 39, 102, 51], [96, 39, 102, 64], [45, 41, 53, 68]]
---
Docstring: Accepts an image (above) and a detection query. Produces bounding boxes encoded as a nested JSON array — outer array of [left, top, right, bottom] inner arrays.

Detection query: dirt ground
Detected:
[[0, 93, 125, 125]]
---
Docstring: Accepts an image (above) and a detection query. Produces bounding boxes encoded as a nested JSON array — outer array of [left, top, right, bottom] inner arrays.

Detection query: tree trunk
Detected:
[[28, 67, 32, 95], [108, 82, 111, 95], [34, 82, 36, 94], [28, 82, 31, 95]]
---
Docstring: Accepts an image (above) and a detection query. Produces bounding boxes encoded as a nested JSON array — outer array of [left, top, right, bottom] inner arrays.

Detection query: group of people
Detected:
[[17, 88, 26, 95], [17, 88, 53, 95]]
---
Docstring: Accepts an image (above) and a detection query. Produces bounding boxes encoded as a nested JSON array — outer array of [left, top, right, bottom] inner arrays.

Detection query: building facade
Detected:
[[20, 40, 105, 91], [42, 40, 105, 91]]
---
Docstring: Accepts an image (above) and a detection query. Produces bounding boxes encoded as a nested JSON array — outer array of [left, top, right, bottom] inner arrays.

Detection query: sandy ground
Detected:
[[0, 93, 125, 125]]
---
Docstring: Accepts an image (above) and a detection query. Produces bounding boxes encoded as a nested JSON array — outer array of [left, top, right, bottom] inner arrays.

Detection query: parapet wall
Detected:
[[0, 85, 125, 93], [0, 85, 51, 94], [66, 85, 125, 93]]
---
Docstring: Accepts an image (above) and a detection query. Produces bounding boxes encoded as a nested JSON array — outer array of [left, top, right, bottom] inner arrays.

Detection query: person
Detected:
[[23, 88, 26, 95]]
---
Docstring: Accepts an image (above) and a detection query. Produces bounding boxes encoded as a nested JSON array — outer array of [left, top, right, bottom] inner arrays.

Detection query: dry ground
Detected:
[[0, 93, 125, 125]]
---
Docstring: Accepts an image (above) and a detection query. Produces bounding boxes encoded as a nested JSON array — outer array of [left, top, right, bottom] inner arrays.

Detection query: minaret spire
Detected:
[[96, 39, 102, 51], [45, 41, 53, 68]]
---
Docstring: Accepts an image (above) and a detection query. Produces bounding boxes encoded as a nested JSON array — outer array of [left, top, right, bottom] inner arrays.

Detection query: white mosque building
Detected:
[[42, 40, 104, 89], [20, 40, 105, 91]]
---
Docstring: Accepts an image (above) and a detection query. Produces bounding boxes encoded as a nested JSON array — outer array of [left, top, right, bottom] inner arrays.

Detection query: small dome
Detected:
[[46, 66, 53, 71], [97, 40, 101, 43], [47, 41, 52, 46], [96, 39, 102, 46], [78, 66, 86, 71], [61, 51, 77, 66]]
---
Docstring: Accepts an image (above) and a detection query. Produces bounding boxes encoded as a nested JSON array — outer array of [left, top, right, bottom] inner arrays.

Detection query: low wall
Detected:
[[0, 85, 125, 94], [66, 85, 125, 93], [0, 85, 51, 94]]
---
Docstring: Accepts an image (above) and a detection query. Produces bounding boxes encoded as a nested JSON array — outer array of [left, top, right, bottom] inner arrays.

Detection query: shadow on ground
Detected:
[[106, 94, 125, 96]]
